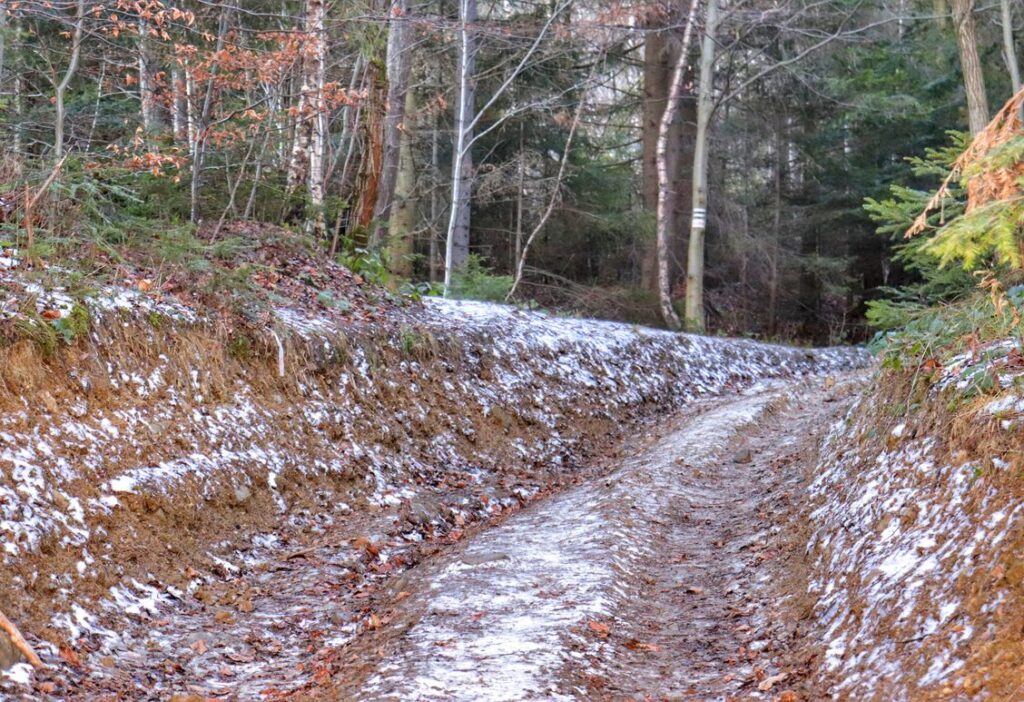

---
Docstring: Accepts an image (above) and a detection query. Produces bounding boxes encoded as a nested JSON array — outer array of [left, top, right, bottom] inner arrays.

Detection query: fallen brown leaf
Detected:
[[758, 672, 789, 692], [59, 643, 82, 668], [352, 536, 380, 559], [623, 639, 660, 652], [588, 621, 610, 638]]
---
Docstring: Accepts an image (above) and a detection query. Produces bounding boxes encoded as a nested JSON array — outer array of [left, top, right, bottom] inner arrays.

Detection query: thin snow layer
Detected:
[[808, 392, 1020, 699], [424, 298, 865, 406], [0, 295, 866, 681], [362, 386, 781, 701]]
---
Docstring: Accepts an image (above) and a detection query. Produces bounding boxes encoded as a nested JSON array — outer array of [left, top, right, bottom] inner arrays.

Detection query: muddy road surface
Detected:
[[27, 376, 859, 700]]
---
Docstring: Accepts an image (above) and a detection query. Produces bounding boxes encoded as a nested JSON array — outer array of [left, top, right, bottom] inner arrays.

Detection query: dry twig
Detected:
[[0, 609, 44, 669]]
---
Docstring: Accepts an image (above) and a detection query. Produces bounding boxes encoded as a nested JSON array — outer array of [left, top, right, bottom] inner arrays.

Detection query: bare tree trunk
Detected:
[[389, 88, 418, 277], [640, 24, 694, 293], [286, 7, 314, 194], [85, 57, 106, 149], [684, 0, 719, 331], [514, 121, 525, 267], [171, 67, 187, 144], [190, 3, 232, 224], [656, 0, 702, 330], [54, 0, 85, 160], [768, 118, 785, 336], [1001, 0, 1022, 94], [443, 0, 477, 294], [12, 75, 21, 173], [0, 1, 7, 89], [306, 0, 327, 239], [952, 0, 990, 134], [351, 63, 386, 245], [441, 0, 568, 294], [138, 17, 157, 135], [184, 60, 196, 151], [506, 84, 586, 301], [429, 93, 442, 283], [371, 0, 413, 249]]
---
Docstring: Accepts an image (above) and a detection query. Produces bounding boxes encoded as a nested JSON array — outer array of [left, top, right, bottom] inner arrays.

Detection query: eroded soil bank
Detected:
[[805, 347, 1024, 700], [0, 292, 866, 699]]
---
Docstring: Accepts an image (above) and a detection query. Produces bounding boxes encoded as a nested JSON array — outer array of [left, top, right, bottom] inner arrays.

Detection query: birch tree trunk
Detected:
[[1001, 0, 1022, 95], [286, 9, 313, 193], [655, 0, 701, 330], [371, 0, 413, 250], [640, 23, 696, 293], [952, 0, 990, 134], [443, 0, 477, 294], [306, 0, 327, 239], [683, 0, 719, 331], [54, 0, 85, 160]]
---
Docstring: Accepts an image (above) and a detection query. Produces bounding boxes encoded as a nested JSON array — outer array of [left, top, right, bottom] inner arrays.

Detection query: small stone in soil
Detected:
[[460, 551, 511, 566], [732, 448, 753, 464]]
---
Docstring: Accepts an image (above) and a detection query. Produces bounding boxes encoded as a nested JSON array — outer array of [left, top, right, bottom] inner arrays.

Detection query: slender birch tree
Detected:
[[443, 0, 573, 295], [655, 0, 701, 329]]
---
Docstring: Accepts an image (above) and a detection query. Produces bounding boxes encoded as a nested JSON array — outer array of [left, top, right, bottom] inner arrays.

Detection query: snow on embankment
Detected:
[[420, 298, 865, 405], [0, 288, 865, 668], [808, 345, 1024, 700]]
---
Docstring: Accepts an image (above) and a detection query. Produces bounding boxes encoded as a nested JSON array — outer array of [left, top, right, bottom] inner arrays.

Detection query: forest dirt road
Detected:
[[58, 375, 860, 701], [347, 377, 856, 701]]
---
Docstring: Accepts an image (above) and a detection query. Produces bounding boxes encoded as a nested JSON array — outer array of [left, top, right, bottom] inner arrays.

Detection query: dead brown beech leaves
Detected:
[[586, 619, 661, 653]]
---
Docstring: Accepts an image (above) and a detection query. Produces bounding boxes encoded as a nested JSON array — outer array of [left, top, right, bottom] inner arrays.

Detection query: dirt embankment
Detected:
[[805, 347, 1024, 700], [0, 281, 865, 691]]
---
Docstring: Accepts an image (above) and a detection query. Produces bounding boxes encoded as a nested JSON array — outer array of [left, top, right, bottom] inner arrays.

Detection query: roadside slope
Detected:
[[806, 342, 1024, 700], [0, 280, 867, 695]]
